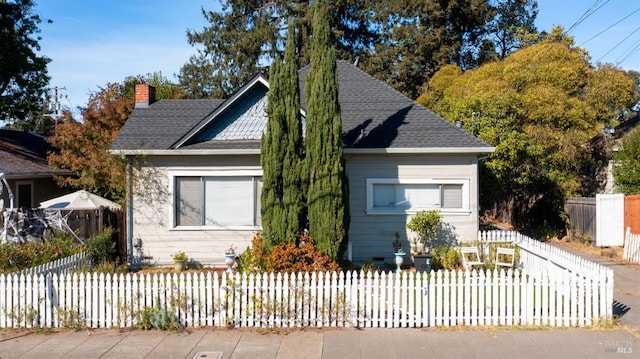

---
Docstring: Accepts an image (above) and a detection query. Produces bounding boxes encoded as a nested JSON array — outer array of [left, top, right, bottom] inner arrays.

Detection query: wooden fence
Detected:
[[0, 269, 611, 329], [623, 228, 640, 264], [566, 195, 640, 245], [565, 197, 596, 242], [60, 208, 126, 263], [625, 195, 640, 234], [1, 207, 125, 263]]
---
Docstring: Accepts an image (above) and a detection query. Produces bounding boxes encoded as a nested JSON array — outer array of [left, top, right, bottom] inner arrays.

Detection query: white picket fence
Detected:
[[623, 228, 640, 264], [478, 231, 612, 279], [0, 268, 610, 329], [17, 252, 88, 276], [0, 231, 614, 329]]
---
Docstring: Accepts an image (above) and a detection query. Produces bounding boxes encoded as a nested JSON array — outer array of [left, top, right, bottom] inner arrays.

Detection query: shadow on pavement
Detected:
[[613, 300, 630, 318]]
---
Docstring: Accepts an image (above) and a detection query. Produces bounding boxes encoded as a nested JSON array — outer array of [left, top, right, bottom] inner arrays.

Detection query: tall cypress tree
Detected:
[[261, 20, 306, 246], [305, 0, 349, 260], [261, 52, 286, 246], [281, 20, 306, 243]]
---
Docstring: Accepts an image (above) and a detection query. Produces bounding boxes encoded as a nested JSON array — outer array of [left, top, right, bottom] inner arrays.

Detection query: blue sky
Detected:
[[35, 0, 640, 114]]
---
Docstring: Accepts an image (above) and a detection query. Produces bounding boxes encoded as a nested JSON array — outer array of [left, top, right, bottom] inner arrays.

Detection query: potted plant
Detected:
[[392, 232, 405, 273], [172, 251, 188, 272], [407, 209, 441, 272], [224, 244, 237, 273]]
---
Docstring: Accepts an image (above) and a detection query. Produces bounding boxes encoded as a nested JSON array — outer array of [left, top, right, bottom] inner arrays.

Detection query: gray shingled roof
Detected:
[[300, 60, 489, 149], [112, 61, 491, 152], [111, 99, 224, 150], [0, 130, 72, 178]]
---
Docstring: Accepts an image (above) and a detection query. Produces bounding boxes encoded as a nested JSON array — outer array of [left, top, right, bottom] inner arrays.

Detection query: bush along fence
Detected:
[[0, 232, 613, 329], [623, 228, 640, 264]]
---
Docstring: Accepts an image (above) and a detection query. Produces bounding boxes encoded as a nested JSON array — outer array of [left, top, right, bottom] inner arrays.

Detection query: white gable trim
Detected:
[[172, 76, 270, 149]]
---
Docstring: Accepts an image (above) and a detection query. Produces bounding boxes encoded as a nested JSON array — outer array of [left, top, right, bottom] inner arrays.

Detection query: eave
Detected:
[[109, 146, 495, 157]]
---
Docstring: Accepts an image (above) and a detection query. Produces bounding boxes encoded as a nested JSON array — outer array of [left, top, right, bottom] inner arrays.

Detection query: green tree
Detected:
[[419, 37, 636, 230], [0, 0, 50, 125], [364, 0, 494, 99], [305, 0, 349, 260], [5, 100, 53, 134], [488, 0, 539, 60], [180, 1, 538, 100], [280, 20, 306, 244], [261, 38, 287, 246], [179, 0, 377, 99], [613, 128, 640, 195]]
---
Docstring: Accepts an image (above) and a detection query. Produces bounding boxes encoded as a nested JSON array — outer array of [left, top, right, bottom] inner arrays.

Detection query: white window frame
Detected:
[[169, 169, 263, 230], [365, 178, 470, 215]]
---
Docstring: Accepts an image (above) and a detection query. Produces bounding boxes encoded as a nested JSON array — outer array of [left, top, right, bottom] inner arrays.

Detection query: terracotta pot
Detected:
[[174, 259, 188, 272]]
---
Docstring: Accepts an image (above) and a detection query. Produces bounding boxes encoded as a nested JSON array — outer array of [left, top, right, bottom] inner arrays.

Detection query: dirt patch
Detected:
[[551, 238, 640, 270]]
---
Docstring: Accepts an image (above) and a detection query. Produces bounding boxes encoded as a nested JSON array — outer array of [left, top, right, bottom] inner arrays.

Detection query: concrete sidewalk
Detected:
[[0, 327, 637, 359], [551, 242, 640, 331]]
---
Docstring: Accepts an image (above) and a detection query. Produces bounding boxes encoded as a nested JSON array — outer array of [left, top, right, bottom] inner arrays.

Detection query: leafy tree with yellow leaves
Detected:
[[419, 29, 636, 231]]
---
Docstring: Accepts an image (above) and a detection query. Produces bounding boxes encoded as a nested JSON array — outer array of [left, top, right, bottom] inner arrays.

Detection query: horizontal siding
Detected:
[[149, 155, 260, 168], [132, 158, 258, 266], [132, 153, 480, 266], [345, 154, 479, 264]]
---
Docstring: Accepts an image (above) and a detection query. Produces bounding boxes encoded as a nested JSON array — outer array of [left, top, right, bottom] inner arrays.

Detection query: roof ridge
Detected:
[[335, 60, 411, 103]]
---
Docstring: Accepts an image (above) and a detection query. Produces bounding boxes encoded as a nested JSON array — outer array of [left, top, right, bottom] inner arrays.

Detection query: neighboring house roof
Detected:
[[0, 129, 72, 179], [112, 61, 494, 155]]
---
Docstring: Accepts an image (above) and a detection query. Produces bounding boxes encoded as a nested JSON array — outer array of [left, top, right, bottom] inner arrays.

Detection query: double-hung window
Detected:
[[366, 178, 468, 214], [174, 172, 262, 228]]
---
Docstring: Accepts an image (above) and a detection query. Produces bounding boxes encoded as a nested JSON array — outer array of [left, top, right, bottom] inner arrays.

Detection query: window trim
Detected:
[[365, 178, 470, 215], [169, 169, 263, 230]]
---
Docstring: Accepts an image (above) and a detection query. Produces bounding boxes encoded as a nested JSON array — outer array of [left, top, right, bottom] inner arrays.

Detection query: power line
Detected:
[[596, 25, 640, 63], [566, 0, 610, 34], [615, 37, 640, 67], [580, 7, 640, 46]]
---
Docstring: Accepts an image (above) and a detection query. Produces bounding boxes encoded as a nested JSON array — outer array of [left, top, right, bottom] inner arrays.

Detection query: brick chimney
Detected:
[[134, 84, 156, 108]]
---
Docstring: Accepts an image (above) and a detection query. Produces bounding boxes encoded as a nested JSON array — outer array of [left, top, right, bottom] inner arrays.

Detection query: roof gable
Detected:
[[180, 80, 268, 147], [173, 76, 269, 149]]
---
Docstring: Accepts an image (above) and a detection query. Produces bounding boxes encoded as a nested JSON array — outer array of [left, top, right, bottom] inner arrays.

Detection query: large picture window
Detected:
[[175, 174, 262, 228], [366, 178, 468, 214]]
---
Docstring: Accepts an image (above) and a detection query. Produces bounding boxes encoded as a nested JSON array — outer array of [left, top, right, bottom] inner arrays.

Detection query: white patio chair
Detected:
[[460, 247, 483, 271], [495, 247, 515, 270]]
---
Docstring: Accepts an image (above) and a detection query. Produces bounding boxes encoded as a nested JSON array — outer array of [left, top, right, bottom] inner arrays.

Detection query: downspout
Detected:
[[126, 158, 133, 267]]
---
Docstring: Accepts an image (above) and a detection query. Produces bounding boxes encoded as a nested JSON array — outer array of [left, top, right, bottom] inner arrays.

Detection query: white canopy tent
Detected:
[[40, 190, 121, 210]]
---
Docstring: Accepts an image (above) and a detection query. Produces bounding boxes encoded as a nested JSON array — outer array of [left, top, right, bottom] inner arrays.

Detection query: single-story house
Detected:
[[110, 61, 494, 266], [0, 129, 73, 209]]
